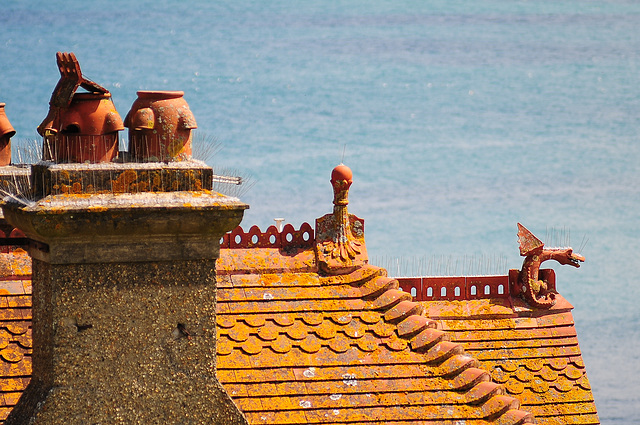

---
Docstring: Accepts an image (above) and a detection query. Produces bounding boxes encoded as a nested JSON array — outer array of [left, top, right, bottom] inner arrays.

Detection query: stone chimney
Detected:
[[2, 160, 249, 423]]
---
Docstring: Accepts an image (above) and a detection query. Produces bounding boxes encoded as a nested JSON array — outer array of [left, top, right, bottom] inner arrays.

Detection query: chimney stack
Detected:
[[2, 161, 248, 424]]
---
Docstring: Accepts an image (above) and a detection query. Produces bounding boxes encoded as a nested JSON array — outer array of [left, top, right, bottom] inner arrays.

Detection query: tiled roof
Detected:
[[0, 251, 32, 423], [0, 218, 596, 424], [216, 242, 533, 424], [403, 272, 599, 425]]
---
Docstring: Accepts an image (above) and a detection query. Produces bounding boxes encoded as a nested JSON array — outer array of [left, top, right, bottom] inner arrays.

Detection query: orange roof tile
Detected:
[[216, 245, 533, 424], [421, 285, 598, 425], [0, 251, 32, 424], [0, 214, 597, 424]]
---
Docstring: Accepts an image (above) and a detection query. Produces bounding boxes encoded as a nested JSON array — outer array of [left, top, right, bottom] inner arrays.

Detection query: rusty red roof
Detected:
[[0, 220, 600, 424], [0, 251, 32, 423], [395, 270, 598, 424], [215, 228, 533, 424]]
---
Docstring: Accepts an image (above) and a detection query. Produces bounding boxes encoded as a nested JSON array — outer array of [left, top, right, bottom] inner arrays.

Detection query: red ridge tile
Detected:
[[396, 315, 436, 338], [450, 367, 490, 391], [466, 381, 505, 405], [422, 341, 464, 364], [482, 395, 520, 419], [370, 289, 411, 310], [494, 409, 534, 425], [358, 276, 399, 299], [342, 264, 387, 285], [410, 328, 449, 352], [439, 354, 478, 377], [383, 300, 424, 323]]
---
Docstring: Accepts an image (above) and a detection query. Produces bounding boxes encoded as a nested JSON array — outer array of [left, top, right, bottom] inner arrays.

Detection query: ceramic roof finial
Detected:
[[315, 164, 367, 274], [331, 163, 353, 207]]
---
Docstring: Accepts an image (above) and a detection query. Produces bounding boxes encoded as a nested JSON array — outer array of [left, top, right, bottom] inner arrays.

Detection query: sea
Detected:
[[1, 0, 639, 422]]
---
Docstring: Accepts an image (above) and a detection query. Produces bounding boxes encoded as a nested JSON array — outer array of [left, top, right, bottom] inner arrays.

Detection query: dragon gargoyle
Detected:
[[517, 223, 585, 309], [38, 52, 109, 137]]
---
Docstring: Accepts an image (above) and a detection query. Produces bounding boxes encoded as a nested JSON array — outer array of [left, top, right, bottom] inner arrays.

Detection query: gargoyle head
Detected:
[[553, 247, 585, 268]]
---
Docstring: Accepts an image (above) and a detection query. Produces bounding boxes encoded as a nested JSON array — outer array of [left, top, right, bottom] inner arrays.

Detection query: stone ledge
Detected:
[[31, 160, 214, 196], [3, 192, 246, 264]]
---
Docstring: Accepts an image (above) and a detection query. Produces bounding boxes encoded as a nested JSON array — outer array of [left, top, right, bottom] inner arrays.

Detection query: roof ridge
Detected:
[[350, 269, 535, 425]]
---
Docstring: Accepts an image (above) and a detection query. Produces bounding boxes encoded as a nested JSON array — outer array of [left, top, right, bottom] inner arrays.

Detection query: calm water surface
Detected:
[[1, 1, 639, 422]]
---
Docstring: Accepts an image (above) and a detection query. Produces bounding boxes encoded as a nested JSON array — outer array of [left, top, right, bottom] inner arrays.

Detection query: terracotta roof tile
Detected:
[[466, 381, 505, 404], [383, 300, 424, 323], [482, 394, 521, 417], [0, 253, 33, 424], [0, 224, 595, 424], [368, 288, 412, 310], [410, 327, 449, 352], [358, 275, 398, 299], [495, 409, 535, 425], [0, 378, 28, 394], [217, 247, 533, 424], [449, 367, 490, 390], [396, 315, 436, 338], [420, 341, 464, 364], [424, 293, 598, 424]]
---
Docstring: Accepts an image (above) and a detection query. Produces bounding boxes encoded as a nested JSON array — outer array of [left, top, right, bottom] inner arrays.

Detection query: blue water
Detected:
[[2, 1, 639, 422]]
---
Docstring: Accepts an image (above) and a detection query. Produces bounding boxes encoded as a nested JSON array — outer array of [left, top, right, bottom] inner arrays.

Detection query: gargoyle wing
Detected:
[[517, 223, 544, 256]]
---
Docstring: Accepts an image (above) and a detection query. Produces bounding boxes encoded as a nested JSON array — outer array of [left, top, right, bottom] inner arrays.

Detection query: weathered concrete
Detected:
[[4, 191, 245, 264], [0, 164, 31, 208], [30, 160, 214, 196], [2, 162, 248, 424]]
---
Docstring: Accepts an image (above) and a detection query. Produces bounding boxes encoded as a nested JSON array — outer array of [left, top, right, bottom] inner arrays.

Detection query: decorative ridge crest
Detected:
[[220, 223, 314, 249], [397, 275, 510, 302]]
